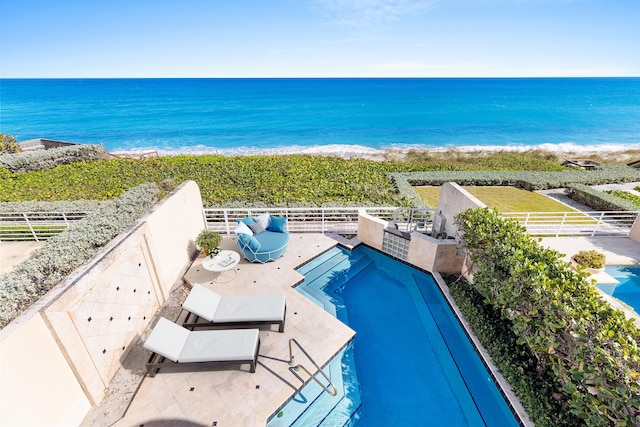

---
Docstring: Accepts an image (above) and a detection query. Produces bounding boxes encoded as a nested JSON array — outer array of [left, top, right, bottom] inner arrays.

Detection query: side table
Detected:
[[201, 250, 241, 282]]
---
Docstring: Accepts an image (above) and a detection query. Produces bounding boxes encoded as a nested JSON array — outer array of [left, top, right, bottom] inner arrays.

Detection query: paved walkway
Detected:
[[0, 241, 45, 274], [536, 182, 640, 211]]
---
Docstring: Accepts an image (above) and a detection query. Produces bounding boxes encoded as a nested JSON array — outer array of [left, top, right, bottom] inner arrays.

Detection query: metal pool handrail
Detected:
[[288, 338, 338, 397]]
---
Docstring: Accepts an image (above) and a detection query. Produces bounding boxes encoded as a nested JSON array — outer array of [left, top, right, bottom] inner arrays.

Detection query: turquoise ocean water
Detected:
[[1, 78, 640, 156]]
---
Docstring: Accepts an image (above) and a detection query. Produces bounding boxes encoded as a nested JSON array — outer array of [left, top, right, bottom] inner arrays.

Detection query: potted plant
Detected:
[[196, 229, 221, 257], [571, 249, 606, 274]]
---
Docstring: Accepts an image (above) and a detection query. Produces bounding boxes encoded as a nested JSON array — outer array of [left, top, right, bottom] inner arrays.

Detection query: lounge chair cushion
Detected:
[[214, 295, 286, 322], [183, 284, 286, 323], [179, 329, 260, 363], [143, 317, 192, 362], [143, 317, 259, 363], [267, 215, 287, 233]]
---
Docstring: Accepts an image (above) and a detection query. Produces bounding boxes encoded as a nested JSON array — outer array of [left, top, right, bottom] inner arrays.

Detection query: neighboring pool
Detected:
[[268, 245, 520, 427], [599, 265, 640, 314]]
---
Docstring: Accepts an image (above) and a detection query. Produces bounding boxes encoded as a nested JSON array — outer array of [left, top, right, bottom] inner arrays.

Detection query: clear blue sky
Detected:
[[2, 0, 638, 78]]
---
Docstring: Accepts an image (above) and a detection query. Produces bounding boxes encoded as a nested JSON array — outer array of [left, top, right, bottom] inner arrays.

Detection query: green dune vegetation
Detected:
[[0, 147, 625, 205]]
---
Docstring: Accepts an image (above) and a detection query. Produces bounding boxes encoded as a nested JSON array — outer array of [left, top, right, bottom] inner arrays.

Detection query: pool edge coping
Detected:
[[431, 271, 534, 427]]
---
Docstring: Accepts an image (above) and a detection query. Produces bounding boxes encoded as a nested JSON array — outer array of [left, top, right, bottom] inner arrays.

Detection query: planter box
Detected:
[[570, 257, 605, 275]]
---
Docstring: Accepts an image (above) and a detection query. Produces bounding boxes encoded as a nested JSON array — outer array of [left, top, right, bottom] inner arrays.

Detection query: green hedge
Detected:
[[0, 183, 160, 329], [390, 165, 640, 207], [0, 144, 108, 173], [455, 207, 640, 426], [565, 184, 639, 211], [447, 275, 582, 426], [604, 190, 640, 209]]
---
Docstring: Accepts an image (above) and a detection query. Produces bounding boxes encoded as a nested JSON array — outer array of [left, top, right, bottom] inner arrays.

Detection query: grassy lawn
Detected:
[[415, 185, 578, 212]]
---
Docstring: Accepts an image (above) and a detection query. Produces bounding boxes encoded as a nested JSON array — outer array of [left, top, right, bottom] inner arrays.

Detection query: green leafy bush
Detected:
[[572, 250, 606, 269], [0, 134, 21, 154], [447, 275, 582, 426], [604, 189, 640, 209], [0, 183, 160, 329], [195, 229, 221, 255], [0, 151, 576, 206], [391, 165, 640, 207], [566, 184, 639, 211], [455, 207, 640, 426], [0, 200, 105, 213], [0, 144, 108, 173]]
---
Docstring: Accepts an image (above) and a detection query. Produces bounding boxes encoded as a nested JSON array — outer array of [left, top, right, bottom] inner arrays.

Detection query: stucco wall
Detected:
[[434, 182, 486, 239], [357, 210, 386, 250], [357, 212, 464, 274], [0, 313, 91, 427], [407, 233, 464, 273], [628, 215, 640, 243], [0, 180, 205, 426]]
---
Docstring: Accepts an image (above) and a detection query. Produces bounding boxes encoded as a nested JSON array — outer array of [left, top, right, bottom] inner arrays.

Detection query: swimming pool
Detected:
[[268, 245, 520, 426], [599, 265, 640, 314]]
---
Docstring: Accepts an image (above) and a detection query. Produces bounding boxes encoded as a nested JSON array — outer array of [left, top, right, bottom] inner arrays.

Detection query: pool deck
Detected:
[[95, 233, 356, 427]]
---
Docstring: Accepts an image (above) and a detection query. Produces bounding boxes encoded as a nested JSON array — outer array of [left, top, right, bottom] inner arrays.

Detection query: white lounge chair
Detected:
[[143, 317, 260, 376], [182, 284, 286, 332]]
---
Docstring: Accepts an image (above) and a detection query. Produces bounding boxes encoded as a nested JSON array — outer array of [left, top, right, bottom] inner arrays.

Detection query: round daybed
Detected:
[[235, 214, 289, 263]]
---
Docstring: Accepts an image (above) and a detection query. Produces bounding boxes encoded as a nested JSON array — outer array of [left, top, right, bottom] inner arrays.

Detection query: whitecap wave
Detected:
[[109, 142, 640, 158]]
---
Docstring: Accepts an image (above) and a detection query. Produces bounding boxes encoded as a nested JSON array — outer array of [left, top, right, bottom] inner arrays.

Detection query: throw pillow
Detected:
[[248, 221, 266, 235], [238, 233, 261, 252], [234, 221, 254, 236], [255, 213, 271, 229], [237, 216, 255, 225], [268, 215, 287, 233]]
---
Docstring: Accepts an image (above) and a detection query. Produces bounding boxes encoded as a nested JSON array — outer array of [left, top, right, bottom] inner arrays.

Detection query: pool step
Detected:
[[296, 250, 371, 322]]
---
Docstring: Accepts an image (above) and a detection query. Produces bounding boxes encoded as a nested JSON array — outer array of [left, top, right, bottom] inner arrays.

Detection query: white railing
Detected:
[[0, 212, 88, 241], [501, 211, 640, 237], [203, 207, 436, 235]]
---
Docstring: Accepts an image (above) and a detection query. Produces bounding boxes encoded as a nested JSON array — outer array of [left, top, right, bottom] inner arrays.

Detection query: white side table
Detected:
[[201, 250, 241, 282]]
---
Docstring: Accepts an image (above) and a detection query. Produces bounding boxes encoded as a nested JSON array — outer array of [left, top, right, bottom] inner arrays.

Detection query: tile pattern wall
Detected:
[[69, 241, 159, 385]]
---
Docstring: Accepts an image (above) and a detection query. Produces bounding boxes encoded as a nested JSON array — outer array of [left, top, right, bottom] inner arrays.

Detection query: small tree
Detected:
[[0, 134, 21, 154]]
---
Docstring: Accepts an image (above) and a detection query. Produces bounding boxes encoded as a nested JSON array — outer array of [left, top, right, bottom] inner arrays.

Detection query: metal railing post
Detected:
[[23, 213, 38, 242]]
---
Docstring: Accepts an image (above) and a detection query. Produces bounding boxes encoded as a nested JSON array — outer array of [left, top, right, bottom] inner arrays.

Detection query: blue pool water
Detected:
[[600, 265, 640, 314], [268, 245, 519, 426]]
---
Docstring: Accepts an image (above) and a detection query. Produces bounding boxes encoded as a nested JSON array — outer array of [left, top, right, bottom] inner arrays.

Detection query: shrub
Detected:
[[605, 189, 640, 209], [446, 274, 582, 426], [455, 207, 640, 426], [0, 200, 105, 214], [566, 184, 639, 211], [195, 230, 221, 255], [0, 134, 21, 154], [572, 250, 606, 269], [391, 165, 640, 207], [0, 183, 160, 329], [0, 144, 108, 173]]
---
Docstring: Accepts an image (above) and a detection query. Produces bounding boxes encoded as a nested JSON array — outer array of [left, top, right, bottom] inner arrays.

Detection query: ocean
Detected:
[[2, 78, 640, 156]]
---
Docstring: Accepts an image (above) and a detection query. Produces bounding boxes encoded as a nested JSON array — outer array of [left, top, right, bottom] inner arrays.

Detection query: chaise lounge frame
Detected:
[[144, 317, 261, 377], [146, 340, 260, 377], [181, 284, 286, 332]]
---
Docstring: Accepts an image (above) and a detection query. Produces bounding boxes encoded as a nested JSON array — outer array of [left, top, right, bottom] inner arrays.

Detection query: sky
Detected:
[[1, 0, 639, 78]]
